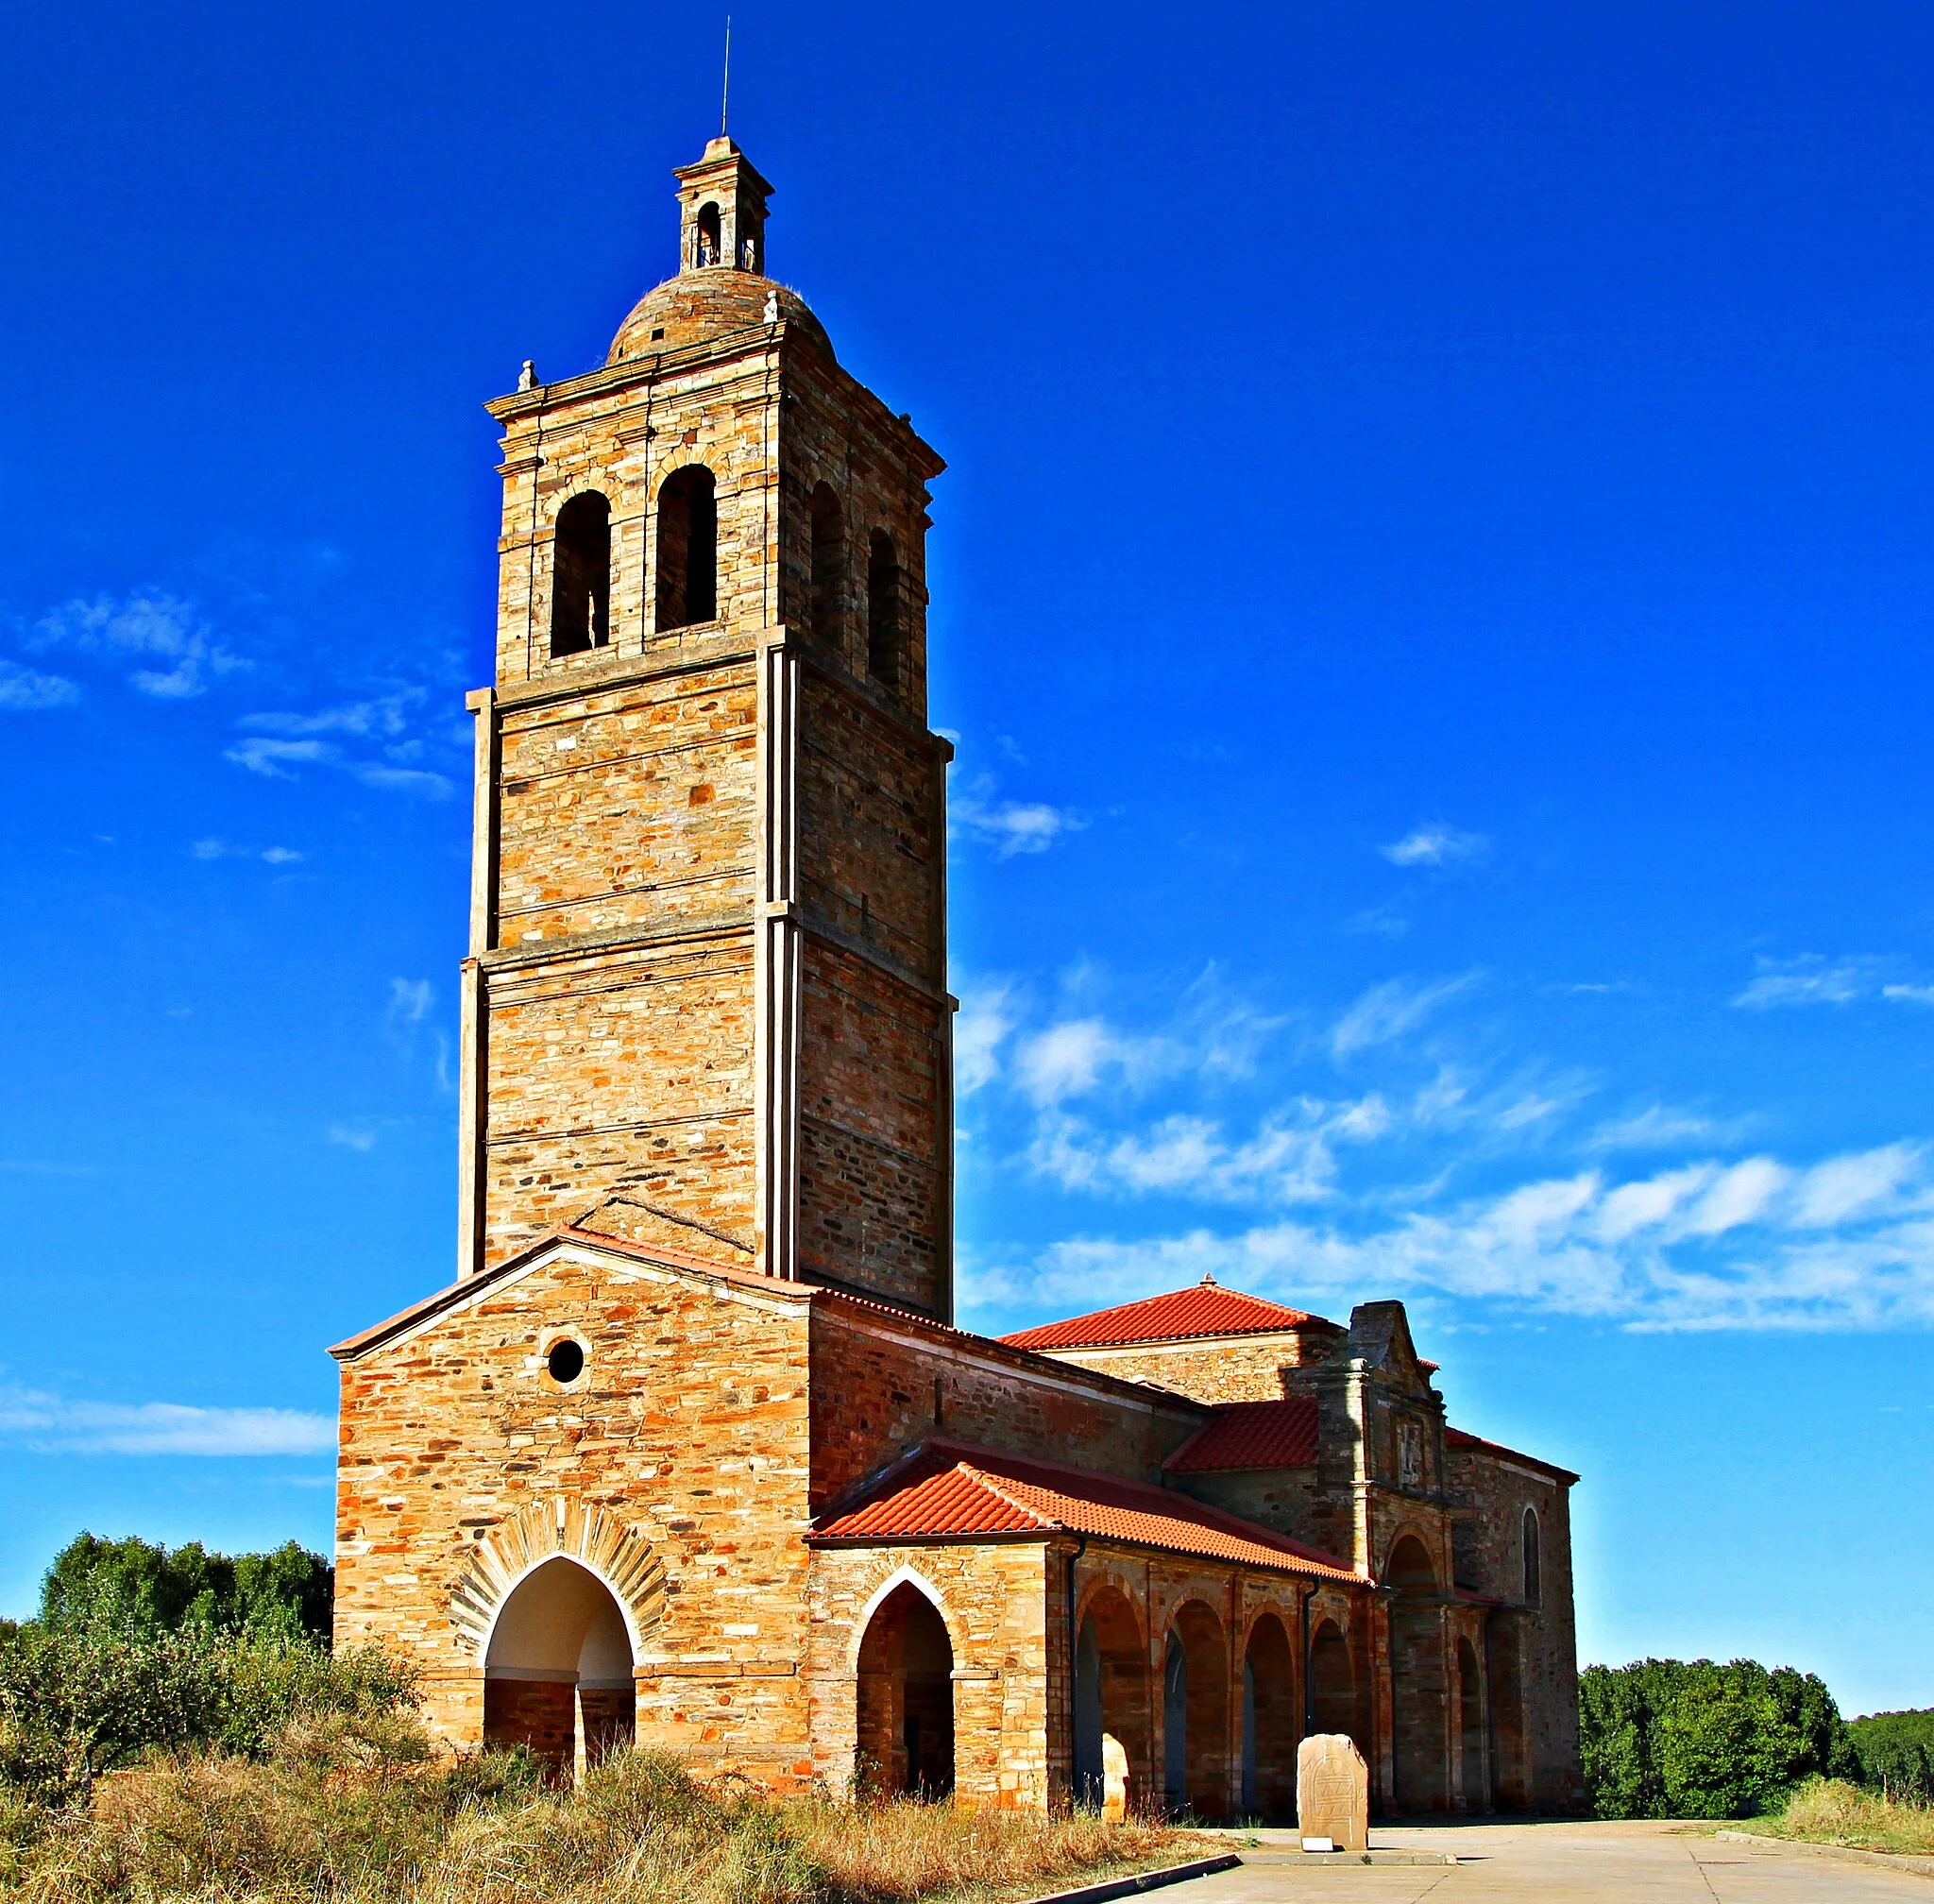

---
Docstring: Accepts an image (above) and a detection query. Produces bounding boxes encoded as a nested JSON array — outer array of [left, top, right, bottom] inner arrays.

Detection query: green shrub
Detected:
[[1578, 1658, 1857, 1818], [0, 1624, 416, 1806]]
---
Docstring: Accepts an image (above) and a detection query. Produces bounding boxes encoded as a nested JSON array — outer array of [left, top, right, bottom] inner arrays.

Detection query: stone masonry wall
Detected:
[[1176, 1467, 1329, 1551], [1043, 1329, 1338, 1403], [493, 655, 757, 945], [1446, 1444, 1583, 1812], [797, 942, 944, 1314], [478, 929, 755, 1267], [807, 1542, 1052, 1809], [795, 665, 941, 973], [808, 1307, 1204, 1512], [334, 1247, 817, 1780]]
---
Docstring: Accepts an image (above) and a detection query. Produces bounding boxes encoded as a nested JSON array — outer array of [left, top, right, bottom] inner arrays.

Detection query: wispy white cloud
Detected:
[[950, 766, 1085, 858], [973, 1141, 1934, 1334], [0, 1388, 334, 1456], [227, 737, 332, 779], [328, 1124, 378, 1152], [1330, 973, 1480, 1059], [226, 731, 450, 797], [956, 983, 1017, 1096], [191, 838, 304, 865], [1588, 1104, 1725, 1151], [0, 657, 80, 710], [1343, 906, 1411, 940], [241, 695, 415, 740], [1381, 822, 1490, 868], [954, 794, 1084, 858], [1027, 1097, 1390, 1206], [1007, 985, 1285, 1111], [388, 978, 434, 1026], [1729, 953, 1934, 1011], [34, 592, 243, 699], [350, 762, 450, 796]]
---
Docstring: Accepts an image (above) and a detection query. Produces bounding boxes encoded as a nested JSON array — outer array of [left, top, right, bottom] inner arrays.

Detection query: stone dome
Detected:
[[607, 269, 830, 365]]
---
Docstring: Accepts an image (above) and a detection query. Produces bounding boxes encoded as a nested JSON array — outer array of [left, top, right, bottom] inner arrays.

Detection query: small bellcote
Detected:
[[675, 136, 772, 276]]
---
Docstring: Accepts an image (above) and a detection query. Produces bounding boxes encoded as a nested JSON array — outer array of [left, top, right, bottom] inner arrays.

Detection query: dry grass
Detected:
[[1731, 1777, 1934, 1859], [0, 1724, 1188, 1904]]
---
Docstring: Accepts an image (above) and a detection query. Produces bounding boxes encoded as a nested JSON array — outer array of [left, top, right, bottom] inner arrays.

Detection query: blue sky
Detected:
[[4, 0, 1933, 1713]]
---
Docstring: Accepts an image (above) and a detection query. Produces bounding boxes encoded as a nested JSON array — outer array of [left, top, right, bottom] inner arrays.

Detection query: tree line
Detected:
[[1580, 1658, 1933, 1817]]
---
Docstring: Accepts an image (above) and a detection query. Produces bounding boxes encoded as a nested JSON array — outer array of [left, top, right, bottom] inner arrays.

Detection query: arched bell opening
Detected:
[[695, 200, 722, 267], [1073, 1585, 1147, 1811], [1241, 1612, 1298, 1823], [483, 1556, 635, 1783], [1162, 1599, 1230, 1821], [656, 466, 718, 631], [855, 1581, 955, 1799], [551, 491, 611, 658], [1386, 1535, 1449, 1814]]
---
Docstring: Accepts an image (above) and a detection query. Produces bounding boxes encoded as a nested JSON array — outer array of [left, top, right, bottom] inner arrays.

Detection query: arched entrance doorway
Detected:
[[1163, 1600, 1230, 1821], [1386, 1535, 1449, 1813], [1456, 1636, 1485, 1811], [856, 1581, 955, 1798], [484, 1556, 635, 1782], [1241, 1613, 1298, 1822], [1074, 1586, 1149, 1810]]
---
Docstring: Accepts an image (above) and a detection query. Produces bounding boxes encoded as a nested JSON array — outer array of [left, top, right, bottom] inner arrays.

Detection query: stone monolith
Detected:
[[1296, 1733, 1368, 1851]]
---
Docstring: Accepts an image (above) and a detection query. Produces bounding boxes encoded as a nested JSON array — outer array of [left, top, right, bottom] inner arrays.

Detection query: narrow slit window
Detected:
[[550, 492, 611, 658], [1521, 1507, 1541, 1606]]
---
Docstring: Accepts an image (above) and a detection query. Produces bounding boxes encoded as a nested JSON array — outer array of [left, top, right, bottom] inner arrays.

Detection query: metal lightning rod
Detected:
[[721, 17, 732, 135]]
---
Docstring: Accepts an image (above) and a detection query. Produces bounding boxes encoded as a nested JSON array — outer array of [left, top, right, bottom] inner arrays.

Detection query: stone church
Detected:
[[331, 136, 1586, 1819]]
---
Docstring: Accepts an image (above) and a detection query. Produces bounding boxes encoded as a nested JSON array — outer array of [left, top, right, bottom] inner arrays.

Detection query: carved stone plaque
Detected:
[[1297, 1732, 1368, 1851]]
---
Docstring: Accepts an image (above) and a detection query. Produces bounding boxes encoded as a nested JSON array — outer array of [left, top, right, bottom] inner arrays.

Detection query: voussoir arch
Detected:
[[849, 1563, 962, 1669], [450, 1496, 667, 1660]]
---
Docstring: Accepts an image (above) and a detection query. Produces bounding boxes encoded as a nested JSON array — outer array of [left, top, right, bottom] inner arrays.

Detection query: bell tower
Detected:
[[456, 137, 955, 1319]]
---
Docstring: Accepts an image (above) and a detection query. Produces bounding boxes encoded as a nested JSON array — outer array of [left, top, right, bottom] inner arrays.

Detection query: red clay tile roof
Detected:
[[1445, 1426, 1579, 1486], [811, 1439, 1358, 1582], [1163, 1399, 1321, 1473], [998, 1283, 1336, 1352]]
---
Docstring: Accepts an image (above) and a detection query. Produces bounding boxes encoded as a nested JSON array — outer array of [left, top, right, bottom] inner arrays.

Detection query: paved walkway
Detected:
[[1166, 1820, 1934, 1901]]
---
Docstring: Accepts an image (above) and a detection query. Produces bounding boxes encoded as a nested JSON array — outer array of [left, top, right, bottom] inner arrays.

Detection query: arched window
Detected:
[[1521, 1507, 1541, 1606], [695, 202, 721, 267], [867, 529, 902, 689], [809, 483, 844, 650], [550, 491, 611, 658], [656, 467, 718, 631]]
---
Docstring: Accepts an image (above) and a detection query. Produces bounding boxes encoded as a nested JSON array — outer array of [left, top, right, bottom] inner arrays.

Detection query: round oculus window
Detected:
[[546, 1338, 585, 1384]]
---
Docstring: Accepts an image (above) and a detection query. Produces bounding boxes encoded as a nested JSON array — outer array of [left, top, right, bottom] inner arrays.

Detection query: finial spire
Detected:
[[721, 17, 732, 135]]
